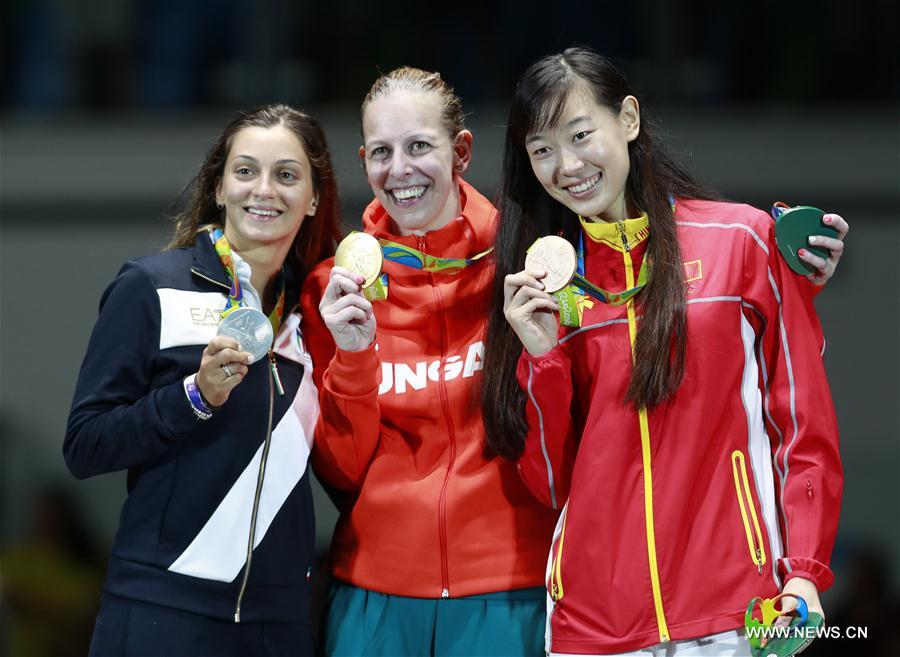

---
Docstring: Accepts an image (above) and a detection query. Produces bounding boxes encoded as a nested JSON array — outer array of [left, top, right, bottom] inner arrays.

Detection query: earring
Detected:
[[216, 203, 224, 209], [456, 164, 464, 172]]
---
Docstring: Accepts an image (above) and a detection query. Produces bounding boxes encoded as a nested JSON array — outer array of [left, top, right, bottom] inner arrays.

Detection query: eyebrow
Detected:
[[565, 115, 591, 127], [233, 155, 304, 167], [365, 131, 440, 147], [526, 115, 593, 145]]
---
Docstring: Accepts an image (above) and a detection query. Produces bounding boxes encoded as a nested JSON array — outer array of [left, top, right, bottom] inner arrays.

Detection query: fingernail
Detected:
[[823, 215, 832, 223], [356, 275, 364, 284], [808, 236, 818, 245], [798, 249, 807, 257]]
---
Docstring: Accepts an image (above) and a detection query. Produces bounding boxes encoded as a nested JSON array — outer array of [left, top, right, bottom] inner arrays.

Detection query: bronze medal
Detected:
[[525, 236, 577, 293]]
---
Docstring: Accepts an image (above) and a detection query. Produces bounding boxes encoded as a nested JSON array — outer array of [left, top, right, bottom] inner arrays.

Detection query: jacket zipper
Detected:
[[731, 450, 767, 574], [191, 268, 230, 291], [233, 352, 279, 622], [620, 226, 670, 643], [423, 234, 457, 599], [191, 266, 277, 620]]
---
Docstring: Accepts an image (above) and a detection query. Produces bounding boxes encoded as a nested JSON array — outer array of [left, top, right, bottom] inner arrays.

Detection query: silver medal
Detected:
[[216, 307, 274, 364]]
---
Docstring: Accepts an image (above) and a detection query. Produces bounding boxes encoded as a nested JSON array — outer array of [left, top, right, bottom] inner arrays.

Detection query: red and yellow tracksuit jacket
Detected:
[[301, 181, 560, 598], [517, 199, 842, 653]]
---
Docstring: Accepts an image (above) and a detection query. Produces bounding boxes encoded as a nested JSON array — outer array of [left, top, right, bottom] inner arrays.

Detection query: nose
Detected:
[[254, 172, 276, 198], [559, 147, 584, 178], [388, 151, 413, 180]]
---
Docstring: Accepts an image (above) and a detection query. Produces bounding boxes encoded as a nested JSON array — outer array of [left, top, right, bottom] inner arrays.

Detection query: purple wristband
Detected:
[[184, 374, 213, 420]]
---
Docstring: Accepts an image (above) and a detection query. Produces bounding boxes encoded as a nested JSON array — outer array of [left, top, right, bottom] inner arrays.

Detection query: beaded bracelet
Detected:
[[183, 374, 213, 420]]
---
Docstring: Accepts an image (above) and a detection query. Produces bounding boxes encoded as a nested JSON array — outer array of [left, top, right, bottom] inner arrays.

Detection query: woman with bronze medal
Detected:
[[65, 105, 341, 656], [483, 48, 844, 656]]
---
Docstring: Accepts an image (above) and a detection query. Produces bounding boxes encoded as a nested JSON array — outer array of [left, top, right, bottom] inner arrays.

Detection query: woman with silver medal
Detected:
[[65, 104, 341, 657]]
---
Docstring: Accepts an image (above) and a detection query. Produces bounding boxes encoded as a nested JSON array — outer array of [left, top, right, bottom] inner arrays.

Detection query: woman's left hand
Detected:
[[776, 576, 824, 626], [800, 213, 848, 286]]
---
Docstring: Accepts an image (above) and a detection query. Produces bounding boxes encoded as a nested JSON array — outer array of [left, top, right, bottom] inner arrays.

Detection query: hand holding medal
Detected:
[[195, 335, 252, 408], [502, 247, 562, 358], [334, 232, 387, 301], [320, 232, 380, 352], [201, 227, 285, 408]]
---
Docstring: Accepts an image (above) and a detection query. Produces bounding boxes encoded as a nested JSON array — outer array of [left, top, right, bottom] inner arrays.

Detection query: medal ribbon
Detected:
[[209, 228, 285, 334], [572, 231, 650, 305], [770, 201, 791, 220], [549, 221, 651, 328], [352, 234, 494, 302], [379, 238, 493, 273]]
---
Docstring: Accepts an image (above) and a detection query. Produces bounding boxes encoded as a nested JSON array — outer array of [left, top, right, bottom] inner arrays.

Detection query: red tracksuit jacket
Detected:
[[517, 199, 842, 653], [301, 181, 560, 598]]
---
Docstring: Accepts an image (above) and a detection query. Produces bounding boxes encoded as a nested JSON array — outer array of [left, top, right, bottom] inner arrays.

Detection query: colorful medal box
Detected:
[[745, 594, 824, 657]]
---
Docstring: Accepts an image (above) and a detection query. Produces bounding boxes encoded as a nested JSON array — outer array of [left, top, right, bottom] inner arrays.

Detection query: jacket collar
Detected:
[[361, 179, 496, 261], [580, 213, 650, 253], [190, 230, 230, 290]]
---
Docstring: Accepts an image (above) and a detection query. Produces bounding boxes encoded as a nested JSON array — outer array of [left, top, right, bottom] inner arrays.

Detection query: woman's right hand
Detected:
[[319, 266, 377, 352], [503, 270, 560, 357], [196, 336, 251, 407]]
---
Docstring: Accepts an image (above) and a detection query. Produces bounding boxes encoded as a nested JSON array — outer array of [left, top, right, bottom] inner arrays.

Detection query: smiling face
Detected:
[[361, 90, 471, 236], [525, 85, 640, 223], [216, 124, 317, 252]]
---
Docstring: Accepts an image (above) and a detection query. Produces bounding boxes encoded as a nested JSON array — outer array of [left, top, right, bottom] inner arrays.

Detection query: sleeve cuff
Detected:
[[779, 557, 835, 592], [156, 378, 204, 439], [325, 344, 380, 397], [516, 345, 567, 386], [520, 345, 564, 364]]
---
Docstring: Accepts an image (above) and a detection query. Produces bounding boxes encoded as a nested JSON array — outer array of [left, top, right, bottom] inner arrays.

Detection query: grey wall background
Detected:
[[1, 0, 898, 654]]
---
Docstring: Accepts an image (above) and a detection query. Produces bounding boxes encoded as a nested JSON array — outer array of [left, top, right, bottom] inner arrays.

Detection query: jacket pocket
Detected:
[[549, 505, 568, 601], [731, 450, 766, 574]]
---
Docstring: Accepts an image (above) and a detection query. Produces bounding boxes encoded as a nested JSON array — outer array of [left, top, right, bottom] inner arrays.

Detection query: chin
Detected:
[[392, 209, 432, 232]]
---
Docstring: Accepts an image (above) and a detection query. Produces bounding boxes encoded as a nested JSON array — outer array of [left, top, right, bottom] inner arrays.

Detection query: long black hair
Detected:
[[482, 47, 718, 458]]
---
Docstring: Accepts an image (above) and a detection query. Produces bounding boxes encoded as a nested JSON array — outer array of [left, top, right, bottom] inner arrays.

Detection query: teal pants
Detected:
[[324, 581, 546, 657]]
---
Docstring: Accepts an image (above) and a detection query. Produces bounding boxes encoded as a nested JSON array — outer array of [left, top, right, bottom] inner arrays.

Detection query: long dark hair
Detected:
[[482, 47, 717, 458], [167, 104, 342, 281]]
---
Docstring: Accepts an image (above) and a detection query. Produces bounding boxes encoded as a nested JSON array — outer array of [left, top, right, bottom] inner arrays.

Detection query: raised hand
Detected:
[[319, 266, 377, 352], [503, 269, 560, 357]]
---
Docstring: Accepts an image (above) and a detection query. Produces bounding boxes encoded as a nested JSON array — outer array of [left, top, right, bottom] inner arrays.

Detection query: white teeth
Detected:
[[391, 186, 426, 201], [567, 174, 600, 194], [248, 208, 280, 217]]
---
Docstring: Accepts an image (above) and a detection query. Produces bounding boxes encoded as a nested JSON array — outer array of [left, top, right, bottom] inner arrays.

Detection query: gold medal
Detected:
[[335, 232, 383, 288], [525, 236, 577, 293]]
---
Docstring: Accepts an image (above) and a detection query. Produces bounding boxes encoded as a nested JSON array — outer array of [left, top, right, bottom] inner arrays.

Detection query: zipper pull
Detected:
[[615, 221, 631, 251], [551, 582, 559, 601], [806, 481, 814, 500], [269, 351, 284, 396], [755, 548, 763, 574], [441, 588, 449, 599]]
